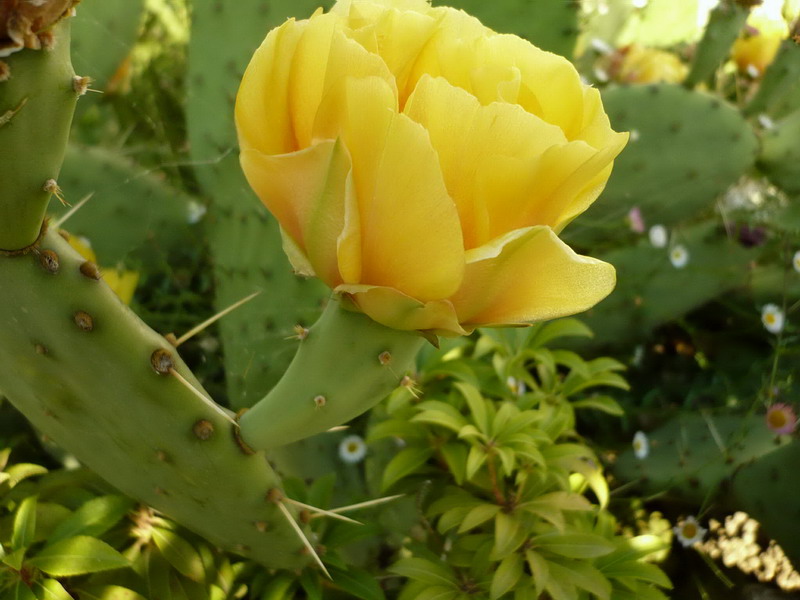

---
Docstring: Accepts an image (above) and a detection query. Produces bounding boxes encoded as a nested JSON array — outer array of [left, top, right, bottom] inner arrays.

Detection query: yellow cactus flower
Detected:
[[64, 233, 139, 305], [617, 45, 688, 84], [236, 0, 627, 335], [732, 11, 789, 77]]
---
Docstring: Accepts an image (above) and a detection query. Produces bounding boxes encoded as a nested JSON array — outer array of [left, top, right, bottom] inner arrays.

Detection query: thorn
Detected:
[[43, 179, 69, 206], [273, 497, 331, 579], [313, 395, 326, 409], [52, 193, 94, 228], [400, 375, 421, 399], [72, 75, 92, 95], [326, 425, 349, 433], [0, 97, 27, 127], [286, 324, 309, 341], [283, 498, 362, 525], [174, 291, 260, 347], [315, 494, 405, 517], [168, 367, 237, 427]]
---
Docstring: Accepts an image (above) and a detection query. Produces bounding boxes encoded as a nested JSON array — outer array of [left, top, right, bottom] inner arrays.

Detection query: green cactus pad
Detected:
[[578, 222, 754, 343], [614, 413, 790, 504], [684, 0, 749, 88], [0, 22, 78, 251], [238, 298, 424, 451], [758, 108, 800, 194], [433, 0, 580, 58], [47, 144, 196, 266], [187, 0, 332, 410], [745, 37, 800, 119], [567, 84, 758, 243], [70, 0, 145, 94], [0, 230, 309, 569]]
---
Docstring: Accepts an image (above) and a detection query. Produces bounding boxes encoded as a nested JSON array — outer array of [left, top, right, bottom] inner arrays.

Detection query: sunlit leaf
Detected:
[[12, 495, 37, 551], [548, 559, 611, 600], [381, 447, 434, 491], [48, 495, 134, 545], [531, 532, 615, 559], [28, 536, 129, 576], [35, 579, 73, 600], [455, 382, 489, 433], [458, 504, 501, 534], [525, 550, 549, 598], [152, 527, 205, 582], [465, 445, 487, 480], [440, 442, 468, 485], [570, 396, 624, 416], [490, 553, 523, 599], [390, 557, 458, 587]]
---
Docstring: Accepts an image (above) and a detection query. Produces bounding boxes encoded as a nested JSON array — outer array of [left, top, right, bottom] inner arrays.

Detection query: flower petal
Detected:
[[239, 140, 353, 287], [288, 12, 395, 149], [452, 226, 616, 326], [404, 75, 567, 248], [336, 284, 466, 335], [236, 18, 307, 155]]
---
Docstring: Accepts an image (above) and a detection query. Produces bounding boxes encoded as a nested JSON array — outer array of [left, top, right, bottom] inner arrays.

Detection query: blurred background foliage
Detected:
[[3, 0, 800, 598]]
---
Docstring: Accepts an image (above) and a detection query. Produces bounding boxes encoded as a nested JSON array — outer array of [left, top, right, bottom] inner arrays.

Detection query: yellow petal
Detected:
[[336, 284, 466, 336], [236, 18, 306, 155], [404, 75, 567, 248], [288, 12, 395, 149], [317, 73, 465, 301], [451, 226, 616, 327], [343, 3, 442, 105], [239, 140, 353, 287], [102, 269, 139, 306]]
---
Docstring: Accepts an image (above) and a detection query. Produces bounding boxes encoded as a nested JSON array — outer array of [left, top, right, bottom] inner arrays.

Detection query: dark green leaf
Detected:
[[152, 527, 205, 582], [47, 495, 133, 545], [381, 448, 433, 491], [329, 567, 386, 600]]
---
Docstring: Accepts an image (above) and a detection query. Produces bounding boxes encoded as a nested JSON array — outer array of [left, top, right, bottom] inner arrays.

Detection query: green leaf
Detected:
[[12, 495, 37, 551], [367, 419, 424, 442], [411, 587, 458, 600], [152, 527, 205, 583], [548, 560, 611, 600], [259, 573, 295, 600], [570, 396, 624, 416], [440, 442, 468, 485], [390, 557, 457, 587], [2, 547, 25, 571], [493, 512, 524, 559], [412, 410, 467, 435], [4, 580, 37, 600], [465, 445, 487, 480], [48, 495, 134, 545], [28, 535, 129, 576], [458, 504, 501, 534], [490, 554, 523, 599], [455, 382, 489, 433], [544, 574, 578, 600], [35, 579, 72, 600], [550, 350, 590, 380], [4, 464, 47, 488], [525, 551, 549, 598], [70, 585, 148, 600], [601, 559, 672, 588], [529, 319, 593, 347], [329, 567, 386, 600], [532, 533, 615, 559], [299, 570, 322, 600], [381, 447, 434, 491]]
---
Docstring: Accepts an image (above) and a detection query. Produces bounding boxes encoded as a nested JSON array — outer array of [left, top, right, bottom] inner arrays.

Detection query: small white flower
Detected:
[[338, 435, 367, 464], [761, 304, 785, 334], [669, 244, 689, 269], [506, 376, 526, 397], [673, 516, 707, 547], [186, 200, 207, 224], [793, 250, 800, 273], [632, 431, 649, 459], [649, 224, 668, 248]]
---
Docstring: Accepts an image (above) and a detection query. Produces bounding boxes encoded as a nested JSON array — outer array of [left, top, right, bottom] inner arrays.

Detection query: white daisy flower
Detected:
[[761, 304, 785, 334], [632, 431, 649, 459], [673, 516, 707, 547], [793, 250, 800, 273], [506, 376, 526, 397], [669, 244, 689, 269], [649, 224, 668, 248], [338, 435, 367, 464], [186, 200, 207, 224]]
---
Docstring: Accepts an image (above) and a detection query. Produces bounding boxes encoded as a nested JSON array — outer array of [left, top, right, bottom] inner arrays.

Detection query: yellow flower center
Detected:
[[681, 523, 697, 538], [347, 442, 360, 453], [768, 410, 787, 429], [766, 313, 776, 325]]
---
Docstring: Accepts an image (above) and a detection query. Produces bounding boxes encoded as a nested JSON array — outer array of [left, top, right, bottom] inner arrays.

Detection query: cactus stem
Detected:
[[0, 97, 27, 127], [52, 192, 93, 228], [273, 498, 331, 579], [168, 367, 238, 427], [173, 290, 260, 347], [282, 498, 362, 525], [309, 494, 405, 518]]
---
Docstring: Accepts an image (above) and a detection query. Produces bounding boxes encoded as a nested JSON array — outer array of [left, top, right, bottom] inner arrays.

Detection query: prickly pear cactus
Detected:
[[186, 0, 332, 411]]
